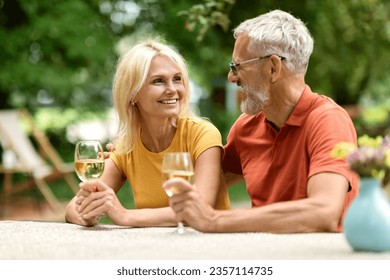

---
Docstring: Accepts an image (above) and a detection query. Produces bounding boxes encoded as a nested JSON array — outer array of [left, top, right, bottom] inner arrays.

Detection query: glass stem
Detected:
[[177, 222, 185, 234]]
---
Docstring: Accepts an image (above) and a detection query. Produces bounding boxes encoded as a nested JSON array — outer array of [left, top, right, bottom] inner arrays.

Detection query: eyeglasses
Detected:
[[229, 55, 286, 75]]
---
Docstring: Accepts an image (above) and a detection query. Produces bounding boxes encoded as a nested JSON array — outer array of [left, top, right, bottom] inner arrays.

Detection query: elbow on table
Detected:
[[313, 209, 341, 233], [318, 218, 339, 233]]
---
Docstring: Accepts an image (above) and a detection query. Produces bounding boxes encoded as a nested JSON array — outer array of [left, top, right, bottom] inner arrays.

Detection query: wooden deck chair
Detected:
[[0, 109, 79, 213]]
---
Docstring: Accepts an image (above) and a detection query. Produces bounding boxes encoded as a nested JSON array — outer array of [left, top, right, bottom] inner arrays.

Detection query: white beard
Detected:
[[240, 83, 270, 115]]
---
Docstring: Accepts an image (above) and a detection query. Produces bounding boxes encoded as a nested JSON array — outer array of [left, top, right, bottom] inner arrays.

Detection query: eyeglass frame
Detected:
[[229, 54, 286, 75]]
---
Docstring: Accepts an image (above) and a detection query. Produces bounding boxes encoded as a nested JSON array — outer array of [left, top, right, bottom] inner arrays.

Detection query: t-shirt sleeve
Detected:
[[109, 151, 126, 178], [187, 119, 224, 161]]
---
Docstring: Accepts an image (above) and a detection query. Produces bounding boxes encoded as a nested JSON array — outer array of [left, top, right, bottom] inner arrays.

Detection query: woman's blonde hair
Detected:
[[112, 39, 195, 154]]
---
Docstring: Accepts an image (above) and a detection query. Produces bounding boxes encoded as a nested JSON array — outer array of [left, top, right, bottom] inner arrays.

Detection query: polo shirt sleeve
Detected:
[[222, 121, 243, 174], [306, 105, 357, 184]]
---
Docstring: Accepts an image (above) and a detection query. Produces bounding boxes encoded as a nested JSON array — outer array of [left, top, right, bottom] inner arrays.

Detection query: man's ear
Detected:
[[270, 55, 283, 83]]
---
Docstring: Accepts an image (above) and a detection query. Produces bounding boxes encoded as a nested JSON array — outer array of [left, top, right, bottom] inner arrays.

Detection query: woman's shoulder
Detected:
[[178, 117, 221, 136], [179, 116, 216, 128]]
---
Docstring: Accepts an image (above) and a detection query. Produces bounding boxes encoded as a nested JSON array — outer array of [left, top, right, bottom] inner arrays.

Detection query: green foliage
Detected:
[[0, 0, 116, 110], [178, 0, 235, 42], [33, 107, 108, 131], [0, 0, 386, 152], [140, 0, 235, 88], [209, 104, 240, 144], [354, 102, 390, 137], [180, 0, 390, 106], [309, 0, 390, 104], [28, 107, 112, 161], [1, 0, 390, 140], [228, 181, 250, 205]]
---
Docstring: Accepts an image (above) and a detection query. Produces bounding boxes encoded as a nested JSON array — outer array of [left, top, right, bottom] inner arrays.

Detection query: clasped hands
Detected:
[[75, 180, 123, 225]]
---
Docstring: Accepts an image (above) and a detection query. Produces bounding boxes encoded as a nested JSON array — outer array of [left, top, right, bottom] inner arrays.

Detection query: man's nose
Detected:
[[228, 70, 238, 84]]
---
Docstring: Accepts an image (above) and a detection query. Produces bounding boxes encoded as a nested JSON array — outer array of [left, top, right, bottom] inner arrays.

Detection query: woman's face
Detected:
[[135, 55, 185, 121]]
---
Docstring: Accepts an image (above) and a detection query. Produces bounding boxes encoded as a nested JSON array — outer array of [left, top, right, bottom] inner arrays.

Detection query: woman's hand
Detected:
[[65, 195, 101, 227], [76, 179, 126, 224]]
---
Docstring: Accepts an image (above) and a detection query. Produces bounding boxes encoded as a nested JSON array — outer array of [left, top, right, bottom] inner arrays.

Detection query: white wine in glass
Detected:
[[162, 152, 194, 234], [74, 140, 105, 182]]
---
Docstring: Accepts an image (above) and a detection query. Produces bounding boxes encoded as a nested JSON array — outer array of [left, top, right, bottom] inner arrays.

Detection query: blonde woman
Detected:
[[65, 40, 230, 227]]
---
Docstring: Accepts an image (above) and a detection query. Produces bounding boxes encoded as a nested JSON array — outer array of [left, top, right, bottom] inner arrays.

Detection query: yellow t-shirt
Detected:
[[110, 117, 230, 210]]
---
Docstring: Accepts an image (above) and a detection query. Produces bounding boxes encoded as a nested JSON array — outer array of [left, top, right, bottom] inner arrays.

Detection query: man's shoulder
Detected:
[[303, 94, 355, 137], [309, 95, 350, 119]]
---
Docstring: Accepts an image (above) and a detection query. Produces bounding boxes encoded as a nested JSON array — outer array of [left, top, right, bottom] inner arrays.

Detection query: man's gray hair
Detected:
[[233, 10, 314, 75]]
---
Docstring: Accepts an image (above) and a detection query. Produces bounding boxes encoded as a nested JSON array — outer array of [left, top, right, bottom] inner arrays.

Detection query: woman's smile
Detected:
[[159, 98, 178, 105]]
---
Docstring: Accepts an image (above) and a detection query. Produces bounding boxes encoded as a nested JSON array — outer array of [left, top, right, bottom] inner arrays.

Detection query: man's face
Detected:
[[240, 74, 269, 115], [228, 35, 270, 115]]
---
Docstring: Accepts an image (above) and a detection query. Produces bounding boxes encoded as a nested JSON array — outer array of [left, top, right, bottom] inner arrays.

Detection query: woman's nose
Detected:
[[165, 81, 176, 92]]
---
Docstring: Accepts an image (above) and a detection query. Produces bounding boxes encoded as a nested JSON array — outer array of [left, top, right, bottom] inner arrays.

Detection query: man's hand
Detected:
[[163, 178, 217, 232], [103, 142, 115, 159]]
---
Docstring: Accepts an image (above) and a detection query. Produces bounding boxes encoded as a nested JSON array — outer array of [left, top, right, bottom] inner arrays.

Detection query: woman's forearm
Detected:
[[109, 207, 179, 227]]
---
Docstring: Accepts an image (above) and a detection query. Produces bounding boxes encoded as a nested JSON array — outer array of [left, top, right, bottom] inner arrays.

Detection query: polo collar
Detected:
[[285, 85, 316, 127]]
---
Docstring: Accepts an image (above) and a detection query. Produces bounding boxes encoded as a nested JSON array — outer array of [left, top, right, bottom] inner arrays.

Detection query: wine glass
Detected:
[[74, 140, 105, 182], [162, 152, 194, 234]]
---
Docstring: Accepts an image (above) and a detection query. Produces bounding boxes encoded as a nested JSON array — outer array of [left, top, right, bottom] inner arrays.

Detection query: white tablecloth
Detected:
[[1, 220, 390, 260]]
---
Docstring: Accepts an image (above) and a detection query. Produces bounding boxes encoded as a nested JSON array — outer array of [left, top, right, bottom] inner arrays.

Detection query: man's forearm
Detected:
[[212, 200, 339, 233]]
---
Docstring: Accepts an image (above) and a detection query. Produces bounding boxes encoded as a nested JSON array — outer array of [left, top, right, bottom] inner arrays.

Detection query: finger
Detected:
[[106, 143, 115, 152], [76, 188, 97, 210], [173, 210, 184, 223], [103, 152, 111, 159], [80, 192, 113, 220], [169, 184, 194, 203], [172, 197, 192, 224], [163, 178, 192, 194], [75, 195, 85, 208], [167, 196, 183, 222], [80, 180, 104, 192], [76, 188, 92, 199], [98, 151, 105, 160], [78, 189, 105, 211], [169, 192, 191, 217], [81, 202, 106, 219], [79, 192, 107, 216]]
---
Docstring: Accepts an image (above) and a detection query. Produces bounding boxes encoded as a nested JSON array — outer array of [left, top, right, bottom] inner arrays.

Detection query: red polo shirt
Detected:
[[223, 85, 358, 228]]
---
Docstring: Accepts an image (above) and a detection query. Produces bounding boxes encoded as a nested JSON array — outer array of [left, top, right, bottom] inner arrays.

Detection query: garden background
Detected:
[[1, 0, 389, 221]]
